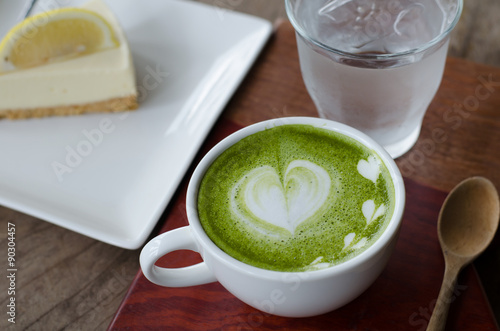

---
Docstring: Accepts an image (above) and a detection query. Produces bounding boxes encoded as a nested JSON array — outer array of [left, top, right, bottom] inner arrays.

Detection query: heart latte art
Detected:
[[231, 160, 331, 236], [198, 125, 395, 272]]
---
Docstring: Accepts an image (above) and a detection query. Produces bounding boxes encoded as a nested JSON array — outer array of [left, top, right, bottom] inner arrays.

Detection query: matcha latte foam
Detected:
[[198, 124, 395, 272]]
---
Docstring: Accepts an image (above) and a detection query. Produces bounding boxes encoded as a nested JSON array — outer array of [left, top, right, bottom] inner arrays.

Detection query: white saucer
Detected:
[[0, 0, 272, 249]]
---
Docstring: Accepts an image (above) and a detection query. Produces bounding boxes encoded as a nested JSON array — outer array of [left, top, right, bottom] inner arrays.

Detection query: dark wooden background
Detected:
[[1, 0, 499, 330]]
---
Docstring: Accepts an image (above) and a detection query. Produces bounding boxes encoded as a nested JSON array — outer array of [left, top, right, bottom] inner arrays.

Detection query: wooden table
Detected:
[[1, 1, 500, 330], [106, 21, 500, 330]]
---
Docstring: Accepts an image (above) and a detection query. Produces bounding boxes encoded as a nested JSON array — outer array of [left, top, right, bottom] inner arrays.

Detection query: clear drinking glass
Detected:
[[286, 0, 463, 158]]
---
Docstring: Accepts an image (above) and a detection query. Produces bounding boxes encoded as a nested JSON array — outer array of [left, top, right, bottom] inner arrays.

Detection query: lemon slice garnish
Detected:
[[0, 8, 119, 73]]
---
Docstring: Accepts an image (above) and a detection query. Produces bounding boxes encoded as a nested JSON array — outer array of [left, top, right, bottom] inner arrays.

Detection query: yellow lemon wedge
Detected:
[[0, 7, 119, 73]]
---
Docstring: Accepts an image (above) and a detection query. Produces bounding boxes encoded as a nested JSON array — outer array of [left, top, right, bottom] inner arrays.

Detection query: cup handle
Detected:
[[140, 226, 217, 287]]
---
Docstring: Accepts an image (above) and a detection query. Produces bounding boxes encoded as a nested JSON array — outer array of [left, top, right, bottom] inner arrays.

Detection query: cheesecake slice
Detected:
[[0, 0, 138, 120]]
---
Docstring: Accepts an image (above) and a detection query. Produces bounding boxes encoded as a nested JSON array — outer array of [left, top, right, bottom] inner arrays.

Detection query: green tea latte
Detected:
[[198, 124, 395, 272]]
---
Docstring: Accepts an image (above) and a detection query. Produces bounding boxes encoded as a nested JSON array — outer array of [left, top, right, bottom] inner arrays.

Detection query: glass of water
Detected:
[[286, 0, 462, 158]]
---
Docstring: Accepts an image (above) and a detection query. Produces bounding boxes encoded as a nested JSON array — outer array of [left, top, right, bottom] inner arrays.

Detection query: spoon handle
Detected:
[[426, 259, 462, 331]]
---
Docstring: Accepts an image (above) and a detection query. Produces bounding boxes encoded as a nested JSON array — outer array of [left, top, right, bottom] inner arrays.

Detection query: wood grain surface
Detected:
[[108, 20, 500, 330], [1, 1, 500, 330]]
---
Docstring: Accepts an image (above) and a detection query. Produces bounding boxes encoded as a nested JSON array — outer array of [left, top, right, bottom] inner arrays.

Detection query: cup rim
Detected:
[[186, 116, 405, 280], [285, 0, 463, 61]]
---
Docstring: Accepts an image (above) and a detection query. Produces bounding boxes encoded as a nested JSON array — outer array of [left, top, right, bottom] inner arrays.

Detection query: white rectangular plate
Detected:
[[0, 0, 272, 249]]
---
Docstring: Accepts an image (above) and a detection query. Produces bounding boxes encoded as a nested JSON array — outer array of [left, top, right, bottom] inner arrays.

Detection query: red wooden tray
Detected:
[[108, 118, 496, 330]]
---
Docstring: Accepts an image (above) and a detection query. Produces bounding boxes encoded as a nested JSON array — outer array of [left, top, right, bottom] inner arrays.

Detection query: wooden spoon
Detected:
[[426, 177, 500, 331]]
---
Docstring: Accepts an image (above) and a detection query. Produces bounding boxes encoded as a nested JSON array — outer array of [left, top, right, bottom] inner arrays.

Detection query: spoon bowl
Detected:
[[427, 176, 500, 331], [438, 176, 500, 259]]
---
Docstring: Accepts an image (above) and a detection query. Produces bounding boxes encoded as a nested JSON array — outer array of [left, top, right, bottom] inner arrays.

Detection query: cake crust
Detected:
[[0, 95, 137, 120]]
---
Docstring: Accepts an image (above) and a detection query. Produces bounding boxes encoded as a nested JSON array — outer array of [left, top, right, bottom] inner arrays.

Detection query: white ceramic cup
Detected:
[[140, 117, 405, 318]]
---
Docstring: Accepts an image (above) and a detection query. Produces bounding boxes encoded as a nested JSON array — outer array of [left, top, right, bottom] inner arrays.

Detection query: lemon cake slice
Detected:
[[0, 0, 137, 119]]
